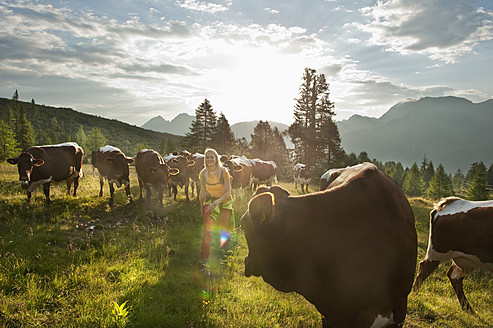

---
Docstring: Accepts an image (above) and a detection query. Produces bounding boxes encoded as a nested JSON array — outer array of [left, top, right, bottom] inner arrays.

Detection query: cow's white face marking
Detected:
[[27, 177, 53, 192], [294, 163, 304, 171], [100, 145, 121, 153], [434, 199, 493, 218], [320, 168, 341, 181], [369, 314, 394, 328]]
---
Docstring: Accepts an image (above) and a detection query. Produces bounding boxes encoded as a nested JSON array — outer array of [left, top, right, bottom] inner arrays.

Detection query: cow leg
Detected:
[[125, 184, 133, 203], [447, 263, 475, 314], [73, 177, 79, 196], [138, 180, 144, 199], [185, 183, 190, 202], [108, 183, 115, 205], [158, 187, 164, 207], [27, 191, 32, 203], [413, 259, 440, 291], [145, 185, 152, 204], [172, 185, 178, 201], [66, 181, 72, 195], [99, 176, 104, 197], [390, 296, 408, 327], [43, 182, 51, 203], [190, 180, 195, 198]]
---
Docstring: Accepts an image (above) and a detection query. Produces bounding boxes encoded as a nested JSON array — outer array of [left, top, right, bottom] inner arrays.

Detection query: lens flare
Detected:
[[219, 230, 231, 248]]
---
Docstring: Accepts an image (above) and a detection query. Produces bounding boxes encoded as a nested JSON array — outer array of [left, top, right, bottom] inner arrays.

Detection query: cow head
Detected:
[[105, 153, 133, 187], [7, 153, 45, 189], [300, 165, 315, 179], [241, 186, 292, 291], [148, 164, 179, 184]]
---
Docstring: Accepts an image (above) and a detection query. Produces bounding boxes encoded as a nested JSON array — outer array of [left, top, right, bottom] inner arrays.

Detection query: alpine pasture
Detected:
[[0, 163, 491, 327]]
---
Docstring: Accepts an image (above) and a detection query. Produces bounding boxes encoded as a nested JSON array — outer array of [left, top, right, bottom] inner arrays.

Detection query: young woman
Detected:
[[199, 148, 233, 263]]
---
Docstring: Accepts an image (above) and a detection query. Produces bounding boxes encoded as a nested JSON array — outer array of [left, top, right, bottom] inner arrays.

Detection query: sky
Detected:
[[1, 0, 492, 127]]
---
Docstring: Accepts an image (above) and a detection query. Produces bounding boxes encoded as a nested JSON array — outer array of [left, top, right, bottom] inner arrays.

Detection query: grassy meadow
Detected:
[[0, 163, 492, 327]]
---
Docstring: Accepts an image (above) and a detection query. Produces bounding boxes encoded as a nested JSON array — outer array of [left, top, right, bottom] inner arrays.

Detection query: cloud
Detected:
[[175, 0, 230, 13], [355, 0, 493, 63]]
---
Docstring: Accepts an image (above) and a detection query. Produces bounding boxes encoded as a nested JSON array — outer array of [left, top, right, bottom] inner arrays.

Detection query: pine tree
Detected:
[[250, 121, 272, 159], [86, 127, 107, 153], [212, 112, 235, 155], [452, 169, 466, 194], [422, 160, 435, 189], [466, 165, 489, 201], [16, 104, 35, 149], [488, 163, 493, 188], [426, 164, 453, 199], [75, 125, 87, 151], [403, 163, 425, 197], [0, 120, 18, 161], [183, 99, 217, 152], [288, 68, 340, 167]]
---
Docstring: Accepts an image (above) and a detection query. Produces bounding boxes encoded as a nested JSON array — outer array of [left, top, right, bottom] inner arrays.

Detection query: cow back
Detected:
[[27, 143, 83, 182]]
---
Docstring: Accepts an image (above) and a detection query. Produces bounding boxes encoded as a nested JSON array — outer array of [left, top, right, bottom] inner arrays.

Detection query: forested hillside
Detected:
[[0, 97, 183, 158]]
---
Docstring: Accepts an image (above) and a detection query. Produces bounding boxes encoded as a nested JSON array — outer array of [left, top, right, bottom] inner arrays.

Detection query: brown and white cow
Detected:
[[413, 197, 493, 314], [250, 158, 277, 190], [165, 154, 195, 202], [293, 163, 314, 193], [7, 142, 84, 203], [241, 163, 417, 328], [320, 167, 343, 191], [135, 149, 179, 206], [222, 156, 252, 199], [92, 145, 134, 205]]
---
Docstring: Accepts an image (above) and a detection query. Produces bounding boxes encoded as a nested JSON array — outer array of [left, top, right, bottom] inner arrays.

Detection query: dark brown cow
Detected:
[[7, 142, 84, 203], [241, 163, 417, 328], [92, 145, 134, 205], [135, 149, 179, 206], [293, 163, 314, 193], [413, 197, 493, 314], [222, 156, 252, 198], [250, 158, 277, 189], [165, 154, 195, 202]]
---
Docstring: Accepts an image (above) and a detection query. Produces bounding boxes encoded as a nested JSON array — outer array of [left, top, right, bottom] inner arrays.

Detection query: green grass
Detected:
[[0, 163, 491, 327]]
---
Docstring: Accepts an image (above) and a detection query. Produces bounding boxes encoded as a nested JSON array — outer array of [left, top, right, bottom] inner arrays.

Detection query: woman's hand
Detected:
[[206, 201, 218, 214]]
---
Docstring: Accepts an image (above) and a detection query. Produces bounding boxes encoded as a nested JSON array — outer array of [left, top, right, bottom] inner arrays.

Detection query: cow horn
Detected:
[[249, 192, 274, 226]]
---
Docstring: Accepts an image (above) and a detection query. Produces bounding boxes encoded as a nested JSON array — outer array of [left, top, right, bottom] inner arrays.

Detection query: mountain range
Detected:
[[142, 96, 493, 172], [141, 114, 289, 142], [336, 96, 493, 172]]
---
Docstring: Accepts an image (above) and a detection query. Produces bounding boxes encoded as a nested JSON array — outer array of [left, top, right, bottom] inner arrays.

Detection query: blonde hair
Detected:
[[201, 148, 224, 184]]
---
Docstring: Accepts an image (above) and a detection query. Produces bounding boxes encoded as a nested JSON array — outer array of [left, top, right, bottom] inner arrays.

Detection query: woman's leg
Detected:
[[200, 205, 214, 262], [217, 208, 232, 249]]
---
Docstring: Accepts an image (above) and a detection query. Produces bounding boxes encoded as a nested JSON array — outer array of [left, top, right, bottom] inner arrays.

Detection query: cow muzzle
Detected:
[[20, 179, 30, 189]]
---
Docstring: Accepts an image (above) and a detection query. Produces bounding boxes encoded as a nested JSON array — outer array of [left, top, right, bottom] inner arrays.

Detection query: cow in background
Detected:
[[165, 154, 195, 202], [188, 153, 205, 200], [413, 197, 493, 314], [135, 149, 179, 206], [92, 145, 134, 205], [250, 158, 277, 190], [222, 156, 252, 199], [320, 167, 344, 191], [241, 163, 417, 328], [293, 163, 314, 193], [7, 142, 84, 203]]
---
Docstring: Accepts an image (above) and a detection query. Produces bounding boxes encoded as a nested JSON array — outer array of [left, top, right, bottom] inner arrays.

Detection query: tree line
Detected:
[[2, 67, 493, 201], [0, 91, 181, 162]]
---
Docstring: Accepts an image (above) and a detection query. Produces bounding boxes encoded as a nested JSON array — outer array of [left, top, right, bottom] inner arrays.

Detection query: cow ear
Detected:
[[234, 165, 243, 172], [33, 159, 45, 166], [171, 158, 178, 165], [187, 160, 195, 167], [310, 166, 315, 170], [168, 166, 180, 175], [248, 192, 274, 226], [7, 158, 18, 165], [125, 157, 134, 164]]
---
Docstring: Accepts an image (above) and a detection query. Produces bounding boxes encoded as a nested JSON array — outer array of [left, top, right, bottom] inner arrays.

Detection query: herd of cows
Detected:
[[5, 142, 493, 328]]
